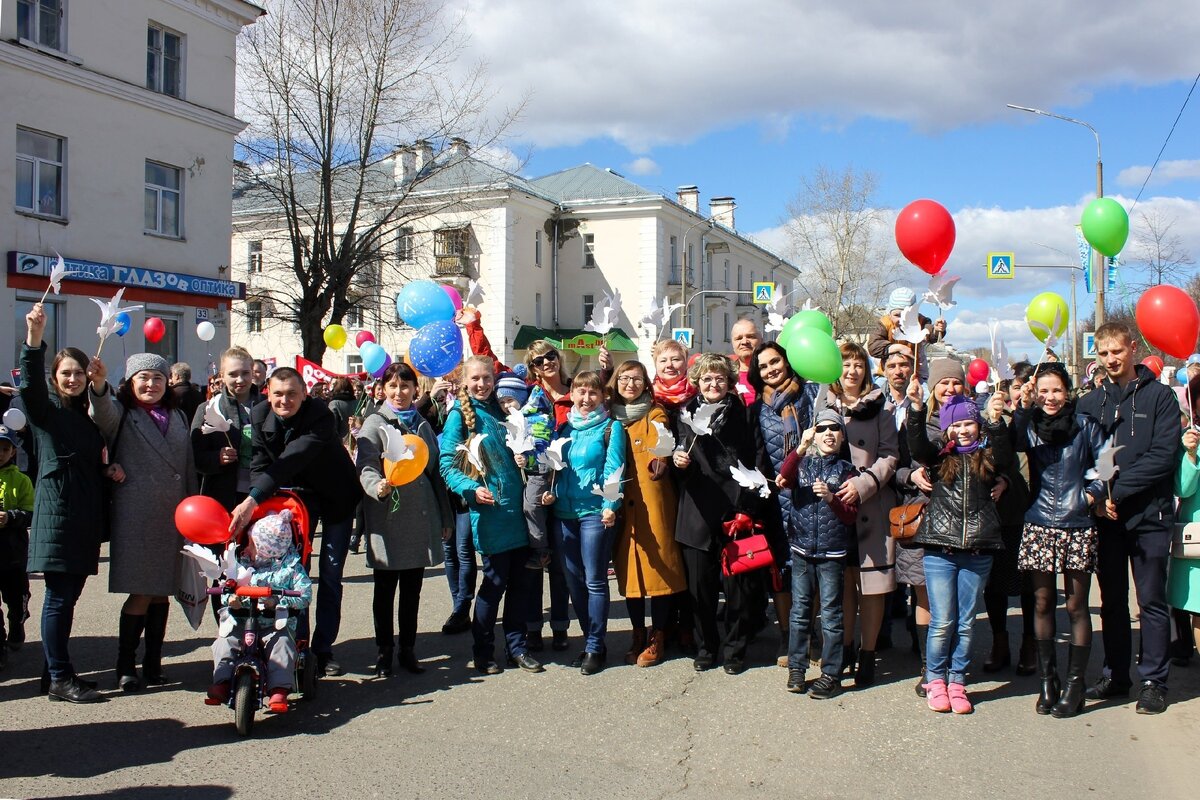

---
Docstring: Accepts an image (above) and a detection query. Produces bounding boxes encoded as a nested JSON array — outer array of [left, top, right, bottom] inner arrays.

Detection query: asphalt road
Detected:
[[1, 543, 1196, 800]]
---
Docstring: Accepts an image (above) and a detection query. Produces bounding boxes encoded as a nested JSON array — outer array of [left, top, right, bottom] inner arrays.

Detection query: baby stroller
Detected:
[[208, 490, 318, 737]]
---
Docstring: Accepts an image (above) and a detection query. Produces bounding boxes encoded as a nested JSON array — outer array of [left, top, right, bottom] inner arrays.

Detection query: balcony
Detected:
[[434, 254, 470, 277], [667, 265, 695, 286]]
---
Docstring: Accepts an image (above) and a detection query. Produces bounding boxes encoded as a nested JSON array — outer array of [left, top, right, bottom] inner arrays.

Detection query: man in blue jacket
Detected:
[[1078, 323, 1179, 714]]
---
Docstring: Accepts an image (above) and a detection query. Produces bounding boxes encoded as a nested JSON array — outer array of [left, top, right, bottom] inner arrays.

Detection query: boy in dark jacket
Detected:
[[776, 409, 859, 698], [1078, 323, 1180, 714], [0, 424, 33, 665]]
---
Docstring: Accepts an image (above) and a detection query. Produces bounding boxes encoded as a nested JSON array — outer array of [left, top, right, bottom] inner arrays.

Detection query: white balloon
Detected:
[[196, 321, 216, 342], [2, 408, 26, 431]]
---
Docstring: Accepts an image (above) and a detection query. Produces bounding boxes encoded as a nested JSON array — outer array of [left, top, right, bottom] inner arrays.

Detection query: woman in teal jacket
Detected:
[[439, 355, 542, 676], [544, 371, 626, 674], [1168, 422, 1200, 657]]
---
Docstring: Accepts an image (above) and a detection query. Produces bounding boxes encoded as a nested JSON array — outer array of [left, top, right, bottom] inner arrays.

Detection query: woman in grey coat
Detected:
[[89, 352, 198, 692], [356, 362, 452, 677]]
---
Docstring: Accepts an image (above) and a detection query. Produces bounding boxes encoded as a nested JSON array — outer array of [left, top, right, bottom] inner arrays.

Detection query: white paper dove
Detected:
[[539, 436, 571, 472], [465, 279, 485, 308], [456, 432, 488, 474], [1085, 442, 1124, 483], [382, 425, 415, 462], [220, 541, 238, 581], [590, 473, 625, 503], [584, 289, 622, 335], [199, 397, 233, 436], [988, 319, 1015, 381], [765, 290, 790, 334], [217, 607, 236, 637], [679, 402, 719, 438], [640, 296, 684, 339], [648, 420, 676, 458], [91, 288, 144, 341], [1028, 305, 1064, 352], [801, 298, 820, 311], [923, 273, 960, 312], [181, 542, 223, 581], [503, 408, 535, 455], [895, 303, 929, 346], [729, 461, 772, 499], [39, 253, 79, 303]]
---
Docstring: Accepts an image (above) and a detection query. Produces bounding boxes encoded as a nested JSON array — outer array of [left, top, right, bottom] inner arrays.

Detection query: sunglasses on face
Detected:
[[531, 352, 559, 367], [813, 424, 840, 433]]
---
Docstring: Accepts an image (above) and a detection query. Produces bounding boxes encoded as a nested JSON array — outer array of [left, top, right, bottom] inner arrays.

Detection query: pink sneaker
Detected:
[[925, 679, 950, 712], [948, 682, 973, 714]]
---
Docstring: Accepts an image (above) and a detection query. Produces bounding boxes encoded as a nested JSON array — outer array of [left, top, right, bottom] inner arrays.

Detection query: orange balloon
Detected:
[[402, 351, 423, 380], [383, 434, 430, 486]]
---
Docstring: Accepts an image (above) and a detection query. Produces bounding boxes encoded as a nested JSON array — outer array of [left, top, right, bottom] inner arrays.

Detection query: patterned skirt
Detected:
[[1017, 523, 1098, 574]]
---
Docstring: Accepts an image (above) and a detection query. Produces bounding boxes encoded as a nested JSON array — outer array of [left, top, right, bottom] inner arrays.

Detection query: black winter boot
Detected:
[[1051, 644, 1090, 718], [116, 613, 146, 692], [1034, 639, 1060, 715], [142, 603, 170, 685]]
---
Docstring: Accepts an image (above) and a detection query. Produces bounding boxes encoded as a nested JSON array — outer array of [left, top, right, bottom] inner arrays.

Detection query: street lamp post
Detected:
[[679, 216, 715, 329], [1006, 104, 1105, 326]]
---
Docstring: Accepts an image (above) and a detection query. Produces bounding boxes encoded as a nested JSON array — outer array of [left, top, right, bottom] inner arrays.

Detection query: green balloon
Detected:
[[785, 328, 843, 384], [1080, 197, 1129, 258], [777, 309, 833, 349], [1026, 291, 1069, 343]]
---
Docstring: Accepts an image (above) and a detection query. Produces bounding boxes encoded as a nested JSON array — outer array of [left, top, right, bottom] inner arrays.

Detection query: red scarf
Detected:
[[652, 375, 697, 410]]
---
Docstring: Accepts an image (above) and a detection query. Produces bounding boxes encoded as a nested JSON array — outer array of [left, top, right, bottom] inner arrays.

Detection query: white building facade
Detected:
[[1, 0, 262, 379], [232, 149, 800, 377]]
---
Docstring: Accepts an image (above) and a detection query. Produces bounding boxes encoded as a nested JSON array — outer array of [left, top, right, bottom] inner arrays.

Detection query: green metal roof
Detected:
[[512, 325, 638, 352], [528, 164, 658, 204]]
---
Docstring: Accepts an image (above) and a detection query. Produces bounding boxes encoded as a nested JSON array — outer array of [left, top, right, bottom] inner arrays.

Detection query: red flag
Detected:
[[295, 356, 368, 390]]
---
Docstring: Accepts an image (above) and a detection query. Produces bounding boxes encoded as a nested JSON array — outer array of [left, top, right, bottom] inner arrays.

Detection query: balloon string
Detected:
[[390, 490, 401, 514]]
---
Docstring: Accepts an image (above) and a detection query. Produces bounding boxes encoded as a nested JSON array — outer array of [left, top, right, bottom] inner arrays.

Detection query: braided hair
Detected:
[[452, 355, 495, 480]]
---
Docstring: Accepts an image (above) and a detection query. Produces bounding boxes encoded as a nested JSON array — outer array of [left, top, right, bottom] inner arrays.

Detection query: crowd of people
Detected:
[[0, 286, 1196, 719]]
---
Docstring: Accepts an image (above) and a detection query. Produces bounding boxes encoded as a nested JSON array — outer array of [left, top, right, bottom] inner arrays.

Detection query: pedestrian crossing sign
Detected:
[[752, 282, 775, 304], [987, 252, 1014, 279], [671, 328, 694, 349]]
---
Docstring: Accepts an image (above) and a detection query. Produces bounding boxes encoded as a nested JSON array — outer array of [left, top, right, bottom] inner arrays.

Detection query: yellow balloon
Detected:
[[383, 434, 430, 486], [323, 324, 348, 350], [1026, 292, 1069, 343]]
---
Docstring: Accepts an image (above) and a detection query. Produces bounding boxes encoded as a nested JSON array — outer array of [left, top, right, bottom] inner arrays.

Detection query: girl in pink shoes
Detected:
[[905, 378, 1013, 714]]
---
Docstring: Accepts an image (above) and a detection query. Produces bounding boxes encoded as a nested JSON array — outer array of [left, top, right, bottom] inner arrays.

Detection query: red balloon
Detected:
[[144, 317, 166, 344], [1140, 356, 1164, 378], [355, 330, 376, 348], [174, 495, 232, 545], [967, 358, 990, 385], [895, 199, 956, 275], [1136, 286, 1200, 359]]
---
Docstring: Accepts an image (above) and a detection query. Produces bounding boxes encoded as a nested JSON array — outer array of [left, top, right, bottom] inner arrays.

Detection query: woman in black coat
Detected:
[[20, 303, 116, 703], [672, 354, 781, 674]]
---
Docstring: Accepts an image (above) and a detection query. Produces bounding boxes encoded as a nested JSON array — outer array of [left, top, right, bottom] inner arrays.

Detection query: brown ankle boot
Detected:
[[637, 629, 665, 667], [625, 627, 647, 665]]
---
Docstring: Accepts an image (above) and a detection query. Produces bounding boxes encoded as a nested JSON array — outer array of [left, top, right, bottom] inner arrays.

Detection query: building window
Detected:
[[705, 313, 711, 342], [144, 160, 182, 237], [535, 292, 543, 327], [17, 0, 63, 51], [724, 313, 730, 342], [582, 294, 595, 323], [247, 240, 263, 274], [583, 233, 595, 268], [737, 264, 743, 291], [16, 128, 64, 217], [146, 23, 183, 98], [145, 315, 179, 363], [669, 235, 678, 268], [246, 300, 263, 333], [397, 226, 414, 261], [723, 259, 730, 290], [344, 306, 364, 328], [534, 230, 542, 267], [434, 226, 469, 276], [14, 297, 59, 366]]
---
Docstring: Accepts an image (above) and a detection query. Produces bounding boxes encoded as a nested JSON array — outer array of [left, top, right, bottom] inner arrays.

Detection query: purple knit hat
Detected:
[[939, 394, 980, 431]]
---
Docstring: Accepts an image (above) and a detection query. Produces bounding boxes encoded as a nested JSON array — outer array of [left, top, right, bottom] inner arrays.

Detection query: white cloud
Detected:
[[750, 195, 1200, 352], [447, 0, 1200, 149], [1118, 159, 1200, 187], [624, 156, 661, 176]]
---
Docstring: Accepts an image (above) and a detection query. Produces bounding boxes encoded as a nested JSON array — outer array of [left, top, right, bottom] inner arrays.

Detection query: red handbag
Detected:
[[720, 513, 776, 578]]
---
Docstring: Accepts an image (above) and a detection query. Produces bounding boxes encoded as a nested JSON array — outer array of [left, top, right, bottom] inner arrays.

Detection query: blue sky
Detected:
[[446, 0, 1200, 359]]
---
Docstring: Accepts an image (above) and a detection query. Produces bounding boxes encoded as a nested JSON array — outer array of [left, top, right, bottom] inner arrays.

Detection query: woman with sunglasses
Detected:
[[748, 341, 822, 666]]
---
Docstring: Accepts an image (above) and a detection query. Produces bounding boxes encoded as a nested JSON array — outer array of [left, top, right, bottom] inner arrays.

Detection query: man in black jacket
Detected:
[[170, 363, 205, 422], [229, 367, 363, 676], [1078, 322, 1179, 714]]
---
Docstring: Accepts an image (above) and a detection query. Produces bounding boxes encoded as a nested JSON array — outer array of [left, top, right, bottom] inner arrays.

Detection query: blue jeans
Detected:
[[788, 555, 847, 675], [473, 547, 534, 662], [554, 515, 615, 654], [444, 512, 477, 617], [307, 515, 353, 657], [924, 550, 993, 685], [42, 571, 88, 682], [527, 555, 571, 633]]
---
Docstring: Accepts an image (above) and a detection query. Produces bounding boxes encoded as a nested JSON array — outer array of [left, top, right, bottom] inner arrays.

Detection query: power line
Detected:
[[1130, 70, 1200, 212]]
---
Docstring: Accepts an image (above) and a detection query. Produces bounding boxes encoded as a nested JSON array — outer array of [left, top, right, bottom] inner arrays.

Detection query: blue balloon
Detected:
[[370, 353, 393, 379], [408, 320, 463, 378], [115, 312, 132, 337], [360, 341, 387, 376], [1178, 367, 1189, 386], [396, 280, 456, 329]]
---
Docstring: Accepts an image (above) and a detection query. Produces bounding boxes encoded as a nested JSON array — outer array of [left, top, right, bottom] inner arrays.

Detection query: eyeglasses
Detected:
[[531, 352, 559, 367], [813, 424, 841, 433], [616, 376, 645, 385], [698, 376, 728, 386]]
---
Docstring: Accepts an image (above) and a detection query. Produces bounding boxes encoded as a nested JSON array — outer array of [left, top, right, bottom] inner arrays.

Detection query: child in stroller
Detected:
[[206, 508, 312, 712]]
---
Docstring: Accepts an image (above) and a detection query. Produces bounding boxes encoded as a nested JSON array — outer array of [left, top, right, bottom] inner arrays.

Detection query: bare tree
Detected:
[[1128, 209, 1195, 290], [233, 0, 519, 360], [782, 166, 901, 337]]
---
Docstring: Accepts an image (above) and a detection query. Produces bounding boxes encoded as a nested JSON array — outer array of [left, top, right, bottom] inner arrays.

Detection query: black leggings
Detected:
[[1029, 570, 1092, 646], [626, 594, 676, 631], [985, 587, 1035, 638], [372, 568, 424, 651]]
